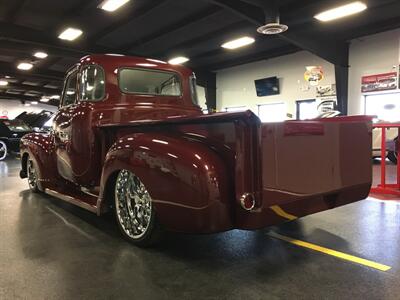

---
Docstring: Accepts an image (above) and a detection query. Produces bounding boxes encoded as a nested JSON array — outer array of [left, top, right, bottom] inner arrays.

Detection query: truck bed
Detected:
[[98, 111, 372, 230]]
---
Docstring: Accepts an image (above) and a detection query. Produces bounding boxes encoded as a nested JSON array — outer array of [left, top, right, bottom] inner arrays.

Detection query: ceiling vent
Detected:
[[257, 23, 288, 35]]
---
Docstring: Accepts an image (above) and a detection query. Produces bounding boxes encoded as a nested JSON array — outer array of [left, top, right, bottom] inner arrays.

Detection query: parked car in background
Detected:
[[372, 123, 398, 164], [0, 119, 32, 160], [16, 110, 54, 132]]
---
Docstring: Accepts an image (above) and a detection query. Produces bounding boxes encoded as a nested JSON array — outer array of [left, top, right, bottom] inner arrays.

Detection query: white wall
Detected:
[[216, 29, 400, 117], [0, 99, 57, 119], [348, 29, 400, 115], [216, 51, 336, 117]]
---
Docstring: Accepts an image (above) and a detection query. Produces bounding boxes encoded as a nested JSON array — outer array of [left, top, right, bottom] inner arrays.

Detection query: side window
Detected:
[[79, 65, 105, 101], [62, 71, 78, 107]]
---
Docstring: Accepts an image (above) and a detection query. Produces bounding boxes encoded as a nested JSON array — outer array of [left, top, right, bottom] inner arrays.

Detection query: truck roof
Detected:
[[76, 54, 193, 77]]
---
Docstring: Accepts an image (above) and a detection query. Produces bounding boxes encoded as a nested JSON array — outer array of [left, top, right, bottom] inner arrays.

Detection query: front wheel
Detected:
[[0, 140, 7, 161], [114, 170, 163, 247], [27, 157, 39, 192]]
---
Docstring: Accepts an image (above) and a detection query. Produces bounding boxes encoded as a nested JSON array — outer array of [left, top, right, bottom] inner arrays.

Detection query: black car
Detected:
[[0, 119, 33, 161]]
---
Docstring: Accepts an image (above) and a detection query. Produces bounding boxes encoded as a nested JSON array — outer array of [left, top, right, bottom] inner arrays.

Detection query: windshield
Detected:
[[119, 68, 182, 96], [1, 119, 31, 132]]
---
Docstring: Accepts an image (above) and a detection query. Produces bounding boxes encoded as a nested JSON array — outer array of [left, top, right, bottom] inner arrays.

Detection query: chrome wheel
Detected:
[[27, 159, 38, 190], [0, 141, 7, 161], [115, 170, 152, 240]]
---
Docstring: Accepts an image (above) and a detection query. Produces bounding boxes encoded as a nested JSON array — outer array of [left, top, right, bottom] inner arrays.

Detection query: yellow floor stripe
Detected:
[[268, 232, 391, 272], [270, 205, 297, 220]]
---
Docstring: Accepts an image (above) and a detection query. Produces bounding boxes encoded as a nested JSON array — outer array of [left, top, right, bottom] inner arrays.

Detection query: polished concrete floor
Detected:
[[1, 156, 400, 299]]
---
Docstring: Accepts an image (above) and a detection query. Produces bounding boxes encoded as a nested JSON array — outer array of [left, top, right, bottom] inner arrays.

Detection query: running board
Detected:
[[45, 188, 98, 213]]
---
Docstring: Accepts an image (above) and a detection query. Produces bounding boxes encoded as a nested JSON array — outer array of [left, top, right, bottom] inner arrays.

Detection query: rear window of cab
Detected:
[[118, 68, 182, 97]]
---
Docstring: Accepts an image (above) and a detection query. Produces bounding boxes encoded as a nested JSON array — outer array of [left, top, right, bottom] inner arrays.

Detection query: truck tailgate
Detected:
[[261, 118, 372, 206]]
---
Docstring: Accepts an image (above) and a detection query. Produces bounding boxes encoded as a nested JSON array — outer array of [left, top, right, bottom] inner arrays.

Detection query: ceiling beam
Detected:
[[152, 20, 250, 57], [0, 61, 64, 82], [4, 0, 28, 23], [338, 14, 400, 41], [89, 0, 169, 43], [195, 44, 300, 71], [48, 0, 101, 29], [0, 21, 115, 58], [0, 40, 83, 60], [206, 0, 350, 66], [121, 6, 224, 52], [0, 92, 41, 102], [0, 83, 61, 95], [0, 93, 59, 106]]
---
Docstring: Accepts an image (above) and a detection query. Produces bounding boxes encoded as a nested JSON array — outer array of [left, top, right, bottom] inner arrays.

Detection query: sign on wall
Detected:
[[304, 66, 324, 86], [361, 72, 398, 93]]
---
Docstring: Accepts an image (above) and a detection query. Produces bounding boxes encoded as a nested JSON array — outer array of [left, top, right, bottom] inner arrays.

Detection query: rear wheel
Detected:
[[114, 169, 162, 247], [0, 140, 7, 161], [27, 157, 39, 192]]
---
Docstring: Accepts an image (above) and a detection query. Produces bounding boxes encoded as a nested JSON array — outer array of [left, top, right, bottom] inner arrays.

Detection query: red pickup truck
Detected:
[[20, 54, 372, 246]]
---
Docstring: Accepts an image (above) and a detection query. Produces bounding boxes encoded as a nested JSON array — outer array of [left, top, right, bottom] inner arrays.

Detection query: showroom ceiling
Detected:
[[0, 0, 399, 105]]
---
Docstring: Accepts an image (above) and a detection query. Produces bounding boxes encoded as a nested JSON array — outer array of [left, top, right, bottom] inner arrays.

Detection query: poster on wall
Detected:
[[316, 84, 337, 113], [361, 72, 398, 93]]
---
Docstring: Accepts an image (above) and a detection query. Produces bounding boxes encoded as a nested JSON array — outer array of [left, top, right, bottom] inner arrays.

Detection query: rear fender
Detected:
[[98, 132, 234, 233]]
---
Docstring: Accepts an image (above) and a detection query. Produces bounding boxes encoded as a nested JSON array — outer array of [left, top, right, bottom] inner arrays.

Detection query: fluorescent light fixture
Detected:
[[58, 28, 83, 41], [221, 36, 255, 49], [50, 95, 60, 100], [17, 62, 33, 70], [24, 103, 31, 107], [99, 0, 130, 12], [34, 52, 48, 59], [31, 101, 38, 105], [314, 1, 367, 22], [0, 80, 8, 86], [40, 97, 50, 102], [168, 56, 189, 65]]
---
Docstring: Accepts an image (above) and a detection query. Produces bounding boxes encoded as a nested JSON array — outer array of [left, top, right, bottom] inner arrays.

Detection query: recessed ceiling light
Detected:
[[50, 95, 60, 100], [0, 80, 8, 86], [40, 97, 50, 102], [314, 1, 367, 22], [31, 101, 38, 105], [222, 36, 255, 49], [17, 62, 33, 70], [58, 28, 83, 41], [34, 52, 48, 59], [168, 56, 189, 65], [99, 0, 130, 12]]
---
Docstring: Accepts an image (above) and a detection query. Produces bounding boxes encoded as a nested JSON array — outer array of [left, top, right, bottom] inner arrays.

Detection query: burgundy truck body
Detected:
[[19, 54, 372, 245]]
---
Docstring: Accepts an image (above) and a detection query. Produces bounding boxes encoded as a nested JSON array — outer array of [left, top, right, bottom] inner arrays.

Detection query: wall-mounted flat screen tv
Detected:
[[255, 76, 280, 97]]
